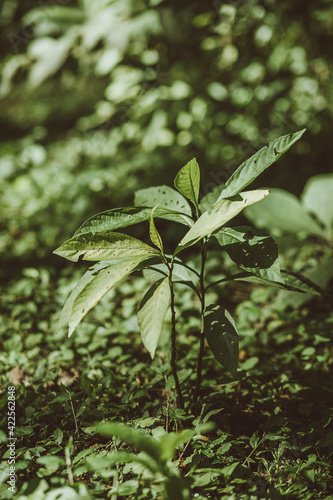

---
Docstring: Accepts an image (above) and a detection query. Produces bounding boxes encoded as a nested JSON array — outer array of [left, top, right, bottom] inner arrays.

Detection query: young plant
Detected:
[[54, 129, 320, 407]]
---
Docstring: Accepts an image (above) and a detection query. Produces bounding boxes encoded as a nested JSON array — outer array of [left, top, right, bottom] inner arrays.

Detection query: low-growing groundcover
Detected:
[[1, 134, 333, 499]]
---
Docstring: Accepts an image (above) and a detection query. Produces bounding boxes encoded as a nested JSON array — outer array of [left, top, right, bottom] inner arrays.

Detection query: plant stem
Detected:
[[168, 262, 184, 409], [194, 241, 207, 403]]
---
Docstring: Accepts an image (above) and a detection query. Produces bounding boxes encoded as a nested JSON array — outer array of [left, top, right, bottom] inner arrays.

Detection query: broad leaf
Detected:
[[74, 205, 193, 237], [149, 206, 164, 252], [205, 305, 239, 378], [177, 190, 269, 251], [174, 158, 200, 208], [217, 129, 306, 200], [245, 188, 323, 237], [134, 185, 193, 226], [301, 173, 333, 232], [59, 257, 148, 336], [74, 207, 153, 237], [54, 232, 160, 262], [215, 226, 284, 283], [57, 261, 111, 333], [138, 277, 171, 358]]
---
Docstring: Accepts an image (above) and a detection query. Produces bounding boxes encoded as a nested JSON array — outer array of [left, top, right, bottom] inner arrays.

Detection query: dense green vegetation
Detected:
[[0, 1, 332, 498]]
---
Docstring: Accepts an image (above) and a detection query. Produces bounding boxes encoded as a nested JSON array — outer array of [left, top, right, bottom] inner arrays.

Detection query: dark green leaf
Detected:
[[215, 226, 284, 283], [205, 305, 239, 378]]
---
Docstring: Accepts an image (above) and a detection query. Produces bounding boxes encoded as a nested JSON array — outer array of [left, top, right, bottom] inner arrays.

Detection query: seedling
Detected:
[[54, 129, 320, 407]]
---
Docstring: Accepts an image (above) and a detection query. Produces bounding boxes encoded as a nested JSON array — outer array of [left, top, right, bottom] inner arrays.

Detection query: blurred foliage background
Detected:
[[1, 0, 332, 273]]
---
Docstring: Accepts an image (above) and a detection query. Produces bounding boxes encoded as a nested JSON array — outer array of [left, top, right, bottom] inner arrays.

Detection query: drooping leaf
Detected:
[[215, 226, 284, 283], [216, 129, 306, 200], [57, 261, 112, 333], [149, 206, 164, 252], [233, 270, 322, 295], [138, 277, 171, 358], [177, 190, 269, 251], [63, 257, 149, 336], [54, 232, 160, 262], [204, 305, 239, 378], [134, 185, 193, 226], [301, 173, 333, 232], [174, 158, 200, 208], [276, 258, 333, 308], [245, 188, 323, 237]]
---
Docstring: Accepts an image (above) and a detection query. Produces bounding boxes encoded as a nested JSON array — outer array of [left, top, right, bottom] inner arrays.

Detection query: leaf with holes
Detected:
[[205, 305, 239, 378], [138, 277, 171, 358], [216, 129, 306, 201], [74, 207, 153, 237], [177, 190, 269, 251], [53, 232, 161, 262], [215, 226, 284, 283], [174, 158, 200, 208], [134, 186, 193, 226]]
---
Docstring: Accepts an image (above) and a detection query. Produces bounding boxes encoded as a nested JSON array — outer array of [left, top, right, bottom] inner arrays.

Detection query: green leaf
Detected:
[[301, 173, 333, 232], [199, 185, 222, 213], [177, 190, 269, 251], [159, 429, 195, 461], [215, 226, 284, 283], [86, 450, 161, 474], [233, 269, 322, 295], [57, 261, 110, 332], [138, 277, 171, 358], [216, 129, 306, 200], [245, 188, 323, 237], [174, 158, 200, 208], [98, 422, 161, 463], [134, 185, 193, 225], [205, 305, 239, 378], [74, 207, 153, 237], [61, 257, 149, 336], [149, 206, 164, 252], [54, 232, 160, 262]]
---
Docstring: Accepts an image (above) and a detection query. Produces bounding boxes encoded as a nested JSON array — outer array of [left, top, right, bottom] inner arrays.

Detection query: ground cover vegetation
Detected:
[[0, 0, 332, 498]]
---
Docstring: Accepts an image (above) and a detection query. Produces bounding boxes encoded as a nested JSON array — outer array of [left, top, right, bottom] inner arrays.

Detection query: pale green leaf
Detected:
[[245, 188, 323, 236], [57, 261, 111, 333], [215, 226, 284, 283], [174, 158, 200, 208], [54, 232, 160, 262], [66, 257, 148, 336], [217, 129, 306, 200], [134, 185, 193, 225], [177, 190, 270, 250], [138, 277, 171, 358], [159, 429, 195, 461], [98, 422, 161, 463], [301, 173, 333, 232], [205, 305, 239, 378], [149, 206, 164, 252]]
